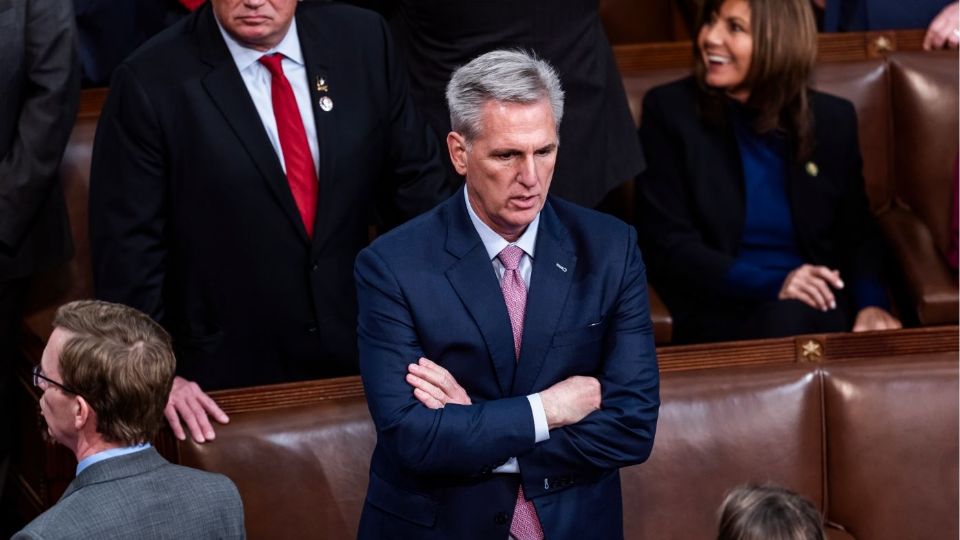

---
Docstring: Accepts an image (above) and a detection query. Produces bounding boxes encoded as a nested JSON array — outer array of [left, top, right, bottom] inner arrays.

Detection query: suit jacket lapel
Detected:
[[702, 118, 747, 253], [195, 6, 309, 243], [512, 201, 576, 396], [785, 134, 817, 257], [296, 11, 339, 253], [443, 194, 517, 396]]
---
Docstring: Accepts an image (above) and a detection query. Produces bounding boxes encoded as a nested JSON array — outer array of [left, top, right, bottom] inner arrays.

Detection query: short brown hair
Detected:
[[53, 300, 176, 445], [693, 0, 818, 159], [717, 484, 825, 540]]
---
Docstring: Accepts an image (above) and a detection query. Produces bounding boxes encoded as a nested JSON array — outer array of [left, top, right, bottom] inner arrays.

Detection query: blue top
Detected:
[[823, 0, 950, 32], [723, 104, 887, 310]]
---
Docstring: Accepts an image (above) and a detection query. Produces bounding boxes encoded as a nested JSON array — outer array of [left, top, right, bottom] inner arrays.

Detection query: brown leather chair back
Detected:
[[621, 67, 691, 129], [812, 60, 893, 212], [178, 395, 375, 540], [823, 355, 959, 540], [600, 0, 682, 44], [621, 364, 825, 540], [888, 51, 960, 258]]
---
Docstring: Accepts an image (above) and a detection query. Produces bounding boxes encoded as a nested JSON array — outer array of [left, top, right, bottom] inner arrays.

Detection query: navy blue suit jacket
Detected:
[[355, 191, 659, 539]]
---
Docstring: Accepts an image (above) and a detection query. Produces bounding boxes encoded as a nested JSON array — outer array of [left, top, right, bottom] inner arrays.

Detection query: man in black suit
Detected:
[[383, 0, 644, 209], [90, 0, 450, 443], [0, 0, 80, 520]]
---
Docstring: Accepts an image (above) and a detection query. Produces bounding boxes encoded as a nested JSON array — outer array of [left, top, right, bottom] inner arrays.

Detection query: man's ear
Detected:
[[74, 396, 93, 431], [447, 131, 469, 176]]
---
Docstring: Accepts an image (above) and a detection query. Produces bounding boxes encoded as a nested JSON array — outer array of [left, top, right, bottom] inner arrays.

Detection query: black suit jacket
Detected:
[[0, 0, 79, 279], [90, 3, 451, 389], [388, 0, 644, 208], [636, 77, 886, 325]]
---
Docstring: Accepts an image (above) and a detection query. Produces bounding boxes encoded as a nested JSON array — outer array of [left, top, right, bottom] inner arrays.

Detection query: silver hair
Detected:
[[445, 49, 565, 141]]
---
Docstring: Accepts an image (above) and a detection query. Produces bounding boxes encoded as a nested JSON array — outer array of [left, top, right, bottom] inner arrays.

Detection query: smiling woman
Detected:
[[697, 0, 753, 102], [693, 0, 818, 158], [635, 0, 902, 343]]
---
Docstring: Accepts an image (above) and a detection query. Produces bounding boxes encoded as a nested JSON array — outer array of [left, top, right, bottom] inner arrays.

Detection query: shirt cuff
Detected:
[[492, 457, 519, 473], [527, 393, 550, 443], [491, 394, 549, 475]]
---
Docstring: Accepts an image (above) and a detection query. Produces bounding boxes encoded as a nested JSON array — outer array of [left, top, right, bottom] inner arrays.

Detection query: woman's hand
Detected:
[[779, 264, 844, 311], [853, 306, 902, 332]]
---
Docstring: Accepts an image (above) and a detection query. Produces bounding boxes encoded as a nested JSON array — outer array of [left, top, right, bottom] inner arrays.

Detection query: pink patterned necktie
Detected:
[[497, 245, 544, 540], [258, 53, 319, 237]]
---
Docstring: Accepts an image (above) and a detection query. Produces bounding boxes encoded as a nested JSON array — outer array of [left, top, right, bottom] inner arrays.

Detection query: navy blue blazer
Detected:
[[355, 191, 659, 539], [822, 0, 950, 31]]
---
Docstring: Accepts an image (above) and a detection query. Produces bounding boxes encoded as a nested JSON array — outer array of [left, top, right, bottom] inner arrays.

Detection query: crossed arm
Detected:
[[355, 229, 659, 481]]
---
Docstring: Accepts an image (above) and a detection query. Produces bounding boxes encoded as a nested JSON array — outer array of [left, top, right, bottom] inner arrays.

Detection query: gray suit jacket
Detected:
[[0, 0, 79, 279], [14, 448, 246, 539]]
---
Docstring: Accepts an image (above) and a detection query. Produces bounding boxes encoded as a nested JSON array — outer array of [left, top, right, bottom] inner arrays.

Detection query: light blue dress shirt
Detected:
[[76, 443, 152, 476]]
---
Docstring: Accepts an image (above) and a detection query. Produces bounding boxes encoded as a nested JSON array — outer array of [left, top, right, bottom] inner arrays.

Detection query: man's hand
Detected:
[[923, 2, 959, 50], [852, 306, 902, 332], [406, 359, 601, 430], [540, 376, 601, 430], [779, 264, 844, 312], [164, 376, 229, 443], [407, 357, 472, 409]]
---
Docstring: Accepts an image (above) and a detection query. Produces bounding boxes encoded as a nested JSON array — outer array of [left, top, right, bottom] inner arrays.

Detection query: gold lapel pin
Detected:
[[805, 161, 819, 177], [315, 76, 329, 93]]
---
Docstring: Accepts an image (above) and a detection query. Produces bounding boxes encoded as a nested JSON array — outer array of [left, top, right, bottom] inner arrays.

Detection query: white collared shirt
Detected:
[[215, 16, 320, 176], [464, 188, 550, 474]]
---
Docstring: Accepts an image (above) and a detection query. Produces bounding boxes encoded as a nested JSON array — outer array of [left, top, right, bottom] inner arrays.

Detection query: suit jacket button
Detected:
[[494, 512, 509, 525], [311, 261, 319, 271]]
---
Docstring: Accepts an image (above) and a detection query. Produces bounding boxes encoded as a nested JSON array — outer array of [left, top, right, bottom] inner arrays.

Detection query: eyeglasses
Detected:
[[32, 365, 82, 396]]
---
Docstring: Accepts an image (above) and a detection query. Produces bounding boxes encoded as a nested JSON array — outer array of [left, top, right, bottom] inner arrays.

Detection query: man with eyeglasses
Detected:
[[14, 300, 245, 540]]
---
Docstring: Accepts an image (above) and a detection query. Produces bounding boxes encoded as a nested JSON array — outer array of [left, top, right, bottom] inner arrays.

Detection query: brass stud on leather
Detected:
[[874, 35, 893, 53], [798, 339, 824, 362]]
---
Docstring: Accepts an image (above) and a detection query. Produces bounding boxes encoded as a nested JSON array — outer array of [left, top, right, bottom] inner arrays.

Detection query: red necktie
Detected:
[[497, 245, 545, 540], [258, 54, 318, 237], [178, 0, 205, 11]]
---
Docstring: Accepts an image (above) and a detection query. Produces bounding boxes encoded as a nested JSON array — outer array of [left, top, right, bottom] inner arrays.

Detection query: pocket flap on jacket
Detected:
[[366, 470, 438, 528], [551, 320, 607, 348]]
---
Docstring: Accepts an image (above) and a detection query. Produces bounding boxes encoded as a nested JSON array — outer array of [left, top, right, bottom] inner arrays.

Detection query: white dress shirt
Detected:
[[215, 17, 320, 176], [464, 188, 550, 474]]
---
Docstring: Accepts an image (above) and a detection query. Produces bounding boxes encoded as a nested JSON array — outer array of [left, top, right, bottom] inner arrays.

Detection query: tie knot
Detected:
[[498, 245, 524, 271], [258, 53, 285, 76]]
